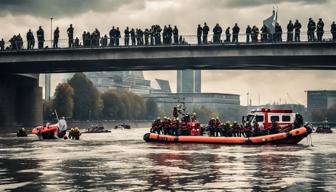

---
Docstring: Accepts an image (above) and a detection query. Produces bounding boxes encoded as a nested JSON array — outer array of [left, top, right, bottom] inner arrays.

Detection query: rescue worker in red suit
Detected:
[[240, 124, 246, 137], [151, 117, 161, 134], [173, 107, 178, 118], [208, 118, 216, 137], [215, 117, 221, 137], [270, 120, 280, 134], [162, 117, 169, 135], [244, 122, 253, 138], [232, 121, 240, 137], [171, 117, 180, 136], [253, 122, 261, 136]]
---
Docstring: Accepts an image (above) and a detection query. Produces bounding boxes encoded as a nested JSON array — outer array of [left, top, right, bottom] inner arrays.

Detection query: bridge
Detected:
[[1, 42, 336, 128], [1, 42, 336, 73]]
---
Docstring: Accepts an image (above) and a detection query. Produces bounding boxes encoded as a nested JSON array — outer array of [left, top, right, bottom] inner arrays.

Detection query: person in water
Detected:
[[58, 116, 68, 138], [17, 128, 28, 137], [69, 127, 81, 140]]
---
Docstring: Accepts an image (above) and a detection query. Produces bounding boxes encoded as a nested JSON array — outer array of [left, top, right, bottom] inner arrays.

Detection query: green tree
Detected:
[[68, 73, 103, 120], [52, 83, 74, 118], [145, 98, 159, 120], [101, 90, 123, 119]]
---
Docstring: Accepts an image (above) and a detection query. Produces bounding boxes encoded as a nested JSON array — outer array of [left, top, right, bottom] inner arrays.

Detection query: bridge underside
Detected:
[[0, 75, 42, 129], [0, 42, 335, 73]]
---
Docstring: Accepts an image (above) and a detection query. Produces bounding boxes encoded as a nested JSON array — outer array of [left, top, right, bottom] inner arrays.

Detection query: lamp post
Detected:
[[45, 17, 53, 102], [50, 17, 53, 47]]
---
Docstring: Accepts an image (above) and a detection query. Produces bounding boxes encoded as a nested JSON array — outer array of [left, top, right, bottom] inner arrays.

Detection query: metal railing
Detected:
[[1, 31, 335, 52]]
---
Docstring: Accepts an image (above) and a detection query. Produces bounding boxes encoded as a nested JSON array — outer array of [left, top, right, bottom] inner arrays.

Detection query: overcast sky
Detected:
[[1, 0, 335, 106]]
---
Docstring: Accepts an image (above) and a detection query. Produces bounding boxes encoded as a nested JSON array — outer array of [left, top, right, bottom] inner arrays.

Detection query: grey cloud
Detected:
[[0, 0, 139, 18], [225, 0, 329, 8]]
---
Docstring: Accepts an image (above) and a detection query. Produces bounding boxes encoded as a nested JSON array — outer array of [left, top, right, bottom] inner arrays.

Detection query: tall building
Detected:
[[85, 71, 151, 95], [177, 70, 201, 93], [307, 90, 336, 120]]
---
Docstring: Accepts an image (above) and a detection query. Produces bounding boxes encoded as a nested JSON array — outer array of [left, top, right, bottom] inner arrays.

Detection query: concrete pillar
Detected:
[[0, 74, 42, 129]]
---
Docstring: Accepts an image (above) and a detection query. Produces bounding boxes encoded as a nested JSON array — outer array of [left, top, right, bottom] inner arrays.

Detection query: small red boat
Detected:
[[32, 123, 59, 139], [144, 126, 312, 145]]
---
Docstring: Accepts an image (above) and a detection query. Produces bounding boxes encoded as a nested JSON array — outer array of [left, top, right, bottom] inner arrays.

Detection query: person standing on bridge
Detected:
[[0, 38, 4, 51], [225, 27, 231, 42], [213, 23, 222, 44], [294, 20, 302, 42], [131, 28, 136, 46], [53, 27, 60, 48], [202, 22, 209, 44], [144, 28, 150, 46], [67, 24, 74, 48], [36, 26, 44, 49], [167, 25, 173, 45], [109, 26, 116, 46], [173, 26, 179, 45], [274, 22, 283, 42], [232, 23, 240, 43], [307, 18, 316, 42], [26, 29, 33, 49], [149, 26, 155, 45], [316, 18, 324, 42], [331, 21, 336, 41], [246, 25, 252, 43], [287, 20, 294, 42], [261, 24, 268, 42], [197, 24, 202, 44], [115, 27, 121, 46], [124, 27, 130, 46]]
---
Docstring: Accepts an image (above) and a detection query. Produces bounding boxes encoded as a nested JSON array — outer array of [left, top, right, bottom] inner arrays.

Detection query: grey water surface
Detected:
[[0, 128, 335, 191]]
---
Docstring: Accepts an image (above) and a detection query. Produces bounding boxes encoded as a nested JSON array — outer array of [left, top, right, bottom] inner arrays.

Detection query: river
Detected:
[[0, 128, 335, 191]]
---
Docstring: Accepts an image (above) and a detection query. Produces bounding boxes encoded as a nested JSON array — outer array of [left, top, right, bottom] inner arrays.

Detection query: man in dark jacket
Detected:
[[294, 20, 302, 42], [287, 20, 294, 42], [202, 22, 209, 44]]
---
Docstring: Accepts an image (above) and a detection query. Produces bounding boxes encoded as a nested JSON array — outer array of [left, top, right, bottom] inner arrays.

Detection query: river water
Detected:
[[0, 128, 335, 191]]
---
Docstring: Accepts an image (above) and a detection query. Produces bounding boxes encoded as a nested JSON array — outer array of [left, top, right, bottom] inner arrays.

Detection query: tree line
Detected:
[[43, 73, 159, 121]]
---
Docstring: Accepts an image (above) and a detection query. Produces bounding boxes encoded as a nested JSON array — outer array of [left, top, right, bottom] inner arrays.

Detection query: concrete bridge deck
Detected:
[[0, 42, 336, 73]]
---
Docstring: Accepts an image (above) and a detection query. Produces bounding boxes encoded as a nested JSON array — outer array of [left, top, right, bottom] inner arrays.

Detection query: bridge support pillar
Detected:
[[0, 75, 42, 130]]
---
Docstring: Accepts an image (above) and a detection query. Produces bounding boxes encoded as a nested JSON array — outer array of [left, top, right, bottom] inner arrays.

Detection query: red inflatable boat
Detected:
[[32, 123, 59, 139], [144, 126, 312, 145]]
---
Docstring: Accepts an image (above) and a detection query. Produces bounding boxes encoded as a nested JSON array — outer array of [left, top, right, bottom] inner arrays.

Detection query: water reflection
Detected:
[[0, 129, 335, 191]]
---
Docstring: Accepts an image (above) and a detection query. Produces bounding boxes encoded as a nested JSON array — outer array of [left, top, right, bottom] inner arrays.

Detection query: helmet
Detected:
[[164, 116, 167, 119], [157, 117, 161, 120], [216, 116, 219, 119], [193, 112, 197, 116], [234, 121, 237, 124], [176, 118, 179, 121], [211, 117, 215, 120]]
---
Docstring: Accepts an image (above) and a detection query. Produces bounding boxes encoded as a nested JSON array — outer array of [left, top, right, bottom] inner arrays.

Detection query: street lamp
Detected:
[[50, 17, 53, 47]]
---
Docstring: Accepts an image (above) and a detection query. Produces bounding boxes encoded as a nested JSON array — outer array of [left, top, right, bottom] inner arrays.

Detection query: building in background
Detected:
[[145, 92, 241, 121], [307, 90, 336, 121], [85, 71, 152, 95], [177, 70, 201, 93]]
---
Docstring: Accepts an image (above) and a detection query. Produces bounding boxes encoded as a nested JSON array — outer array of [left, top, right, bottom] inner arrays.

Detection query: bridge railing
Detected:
[[2, 31, 335, 51]]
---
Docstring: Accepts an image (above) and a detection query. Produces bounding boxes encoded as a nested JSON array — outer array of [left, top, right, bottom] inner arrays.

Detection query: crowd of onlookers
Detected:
[[0, 18, 336, 51]]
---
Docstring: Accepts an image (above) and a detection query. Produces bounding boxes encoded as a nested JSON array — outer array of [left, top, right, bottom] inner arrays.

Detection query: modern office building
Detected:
[[307, 90, 336, 120], [177, 70, 201, 93], [146, 92, 241, 121], [85, 71, 151, 95]]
